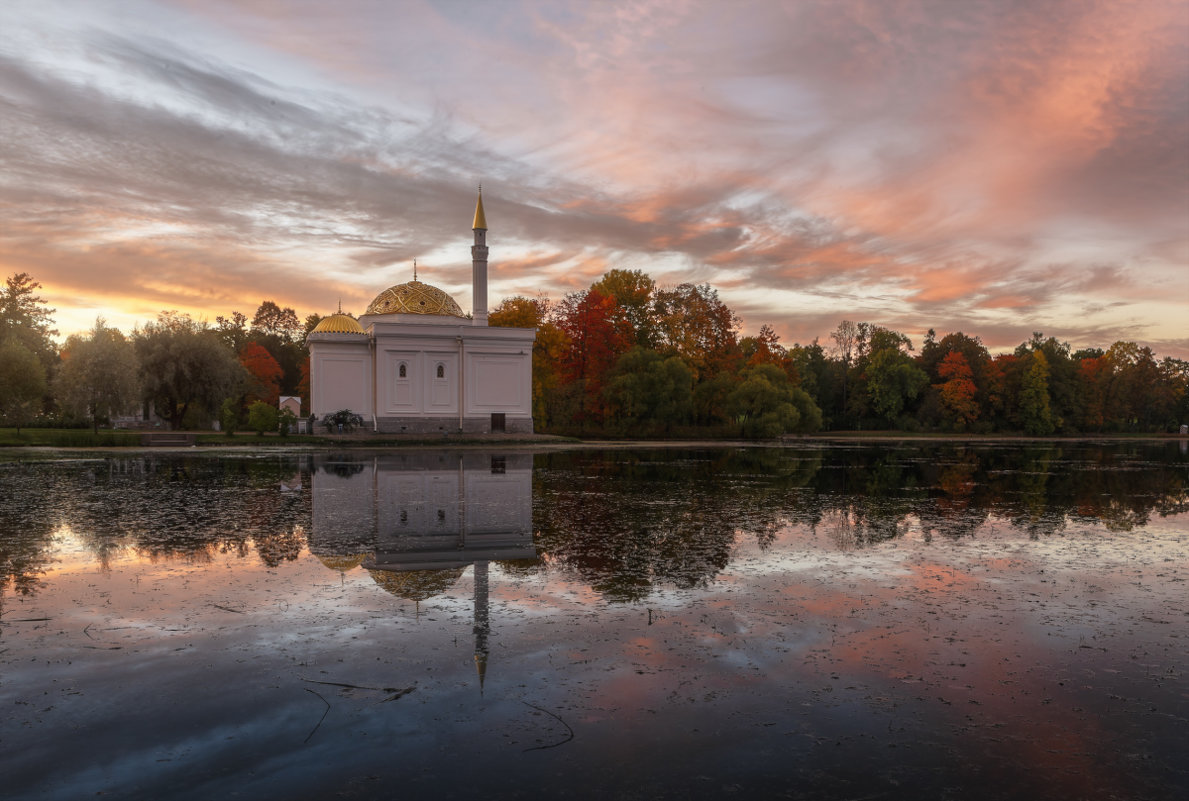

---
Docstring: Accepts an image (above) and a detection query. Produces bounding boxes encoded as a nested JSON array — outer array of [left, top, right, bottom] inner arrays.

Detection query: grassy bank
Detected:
[[0, 428, 145, 447]]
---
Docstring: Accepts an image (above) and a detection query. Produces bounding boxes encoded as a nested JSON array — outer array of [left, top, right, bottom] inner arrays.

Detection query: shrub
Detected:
[[278, 408, 296, 437], [247, 401, 279, 435], [323, 409, 364, 433]]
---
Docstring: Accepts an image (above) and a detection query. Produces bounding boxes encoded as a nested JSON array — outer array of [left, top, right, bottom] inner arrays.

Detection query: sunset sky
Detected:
[[3, 0, 1187, 357]]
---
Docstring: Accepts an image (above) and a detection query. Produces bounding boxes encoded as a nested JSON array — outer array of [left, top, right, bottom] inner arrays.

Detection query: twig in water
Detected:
[[303, 688, 330, 744], [522, 701, 575, 752], [301, 677, 405, 693], [210, 604, 244, 614], [1, 617, 53, 623], [83, 624, 95, 640], [380, 687, 416, 703]]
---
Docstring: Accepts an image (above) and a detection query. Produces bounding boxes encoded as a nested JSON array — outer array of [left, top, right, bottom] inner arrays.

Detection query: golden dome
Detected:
[[365, 280, 465, 318], [368, 567, 464, 601], [311, 312, 365, 334]]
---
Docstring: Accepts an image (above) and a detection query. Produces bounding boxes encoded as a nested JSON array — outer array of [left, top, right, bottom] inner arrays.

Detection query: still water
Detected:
[[1, 443, 1186, 800]]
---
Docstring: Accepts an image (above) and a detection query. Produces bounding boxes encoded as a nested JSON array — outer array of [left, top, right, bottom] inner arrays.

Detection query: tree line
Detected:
[[490, 268, 1188, 435], [0, 273, 314, 434], [1, 270, 1186, 436]]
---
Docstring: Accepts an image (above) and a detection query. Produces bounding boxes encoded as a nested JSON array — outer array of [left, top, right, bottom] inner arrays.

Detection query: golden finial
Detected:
[[413, 258, 418, 282], [337, 298, 342, 314], [472, 186, 488, 230]]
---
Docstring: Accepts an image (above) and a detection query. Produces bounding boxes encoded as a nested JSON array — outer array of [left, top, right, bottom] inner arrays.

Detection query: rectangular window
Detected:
[[491, 413, 506, 433]]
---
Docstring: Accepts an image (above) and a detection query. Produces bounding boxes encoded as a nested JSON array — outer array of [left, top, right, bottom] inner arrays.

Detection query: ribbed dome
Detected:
[[311, 312, 365, 334], [365, 280, 465, 318]]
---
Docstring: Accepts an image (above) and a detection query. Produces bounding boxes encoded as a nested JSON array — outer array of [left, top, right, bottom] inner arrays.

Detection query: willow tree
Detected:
[[134, 312, 246, 430]]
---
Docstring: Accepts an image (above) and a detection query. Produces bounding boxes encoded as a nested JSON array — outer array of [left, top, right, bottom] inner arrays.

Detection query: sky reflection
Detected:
[[0, 444, 1185, 800]]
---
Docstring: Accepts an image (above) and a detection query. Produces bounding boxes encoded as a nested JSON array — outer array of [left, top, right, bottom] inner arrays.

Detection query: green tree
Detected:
[[1019, 350, 1055, 435], [865, 347, 928, 424], [247, 400, 279, 435], [0, 340, 47, 434], [55, 318, 140, 433], [0, 273, 58, 368], [134, 312, 246, 430], [603, 347, 693, 433], [727, 364, 822, 438]]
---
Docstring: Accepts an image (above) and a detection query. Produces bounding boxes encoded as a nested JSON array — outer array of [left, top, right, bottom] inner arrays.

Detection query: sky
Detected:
[[2, 0, 1187, 357]]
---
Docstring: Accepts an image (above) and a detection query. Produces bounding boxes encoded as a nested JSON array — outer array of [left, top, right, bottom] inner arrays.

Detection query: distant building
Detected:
[[278, 396, 301, 417], [306, 190, 535, 434]]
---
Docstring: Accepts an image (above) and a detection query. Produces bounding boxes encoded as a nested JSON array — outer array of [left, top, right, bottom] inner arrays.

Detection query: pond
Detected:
[[1, 442, 1186, 800]]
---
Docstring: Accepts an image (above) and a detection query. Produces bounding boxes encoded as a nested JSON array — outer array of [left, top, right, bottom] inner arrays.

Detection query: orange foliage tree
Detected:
[[936, 351, 979, 430]]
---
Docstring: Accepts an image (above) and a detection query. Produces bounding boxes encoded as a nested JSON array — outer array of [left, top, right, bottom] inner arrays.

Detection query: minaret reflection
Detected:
[[309, 452, 536, 689]]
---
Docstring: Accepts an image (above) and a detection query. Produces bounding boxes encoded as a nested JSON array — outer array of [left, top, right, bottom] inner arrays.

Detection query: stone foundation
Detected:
[[373, 415, 533, 435]]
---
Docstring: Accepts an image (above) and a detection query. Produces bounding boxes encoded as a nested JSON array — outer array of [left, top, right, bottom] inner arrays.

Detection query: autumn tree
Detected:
[[56, 319, 140, 433], [240, 342, 283, 405], [740, 325, 786, 369], [935, 352, 979, 430], [653, 283, 740, 381], [551, 289, 632, 423], [590, 269, 657, 348]]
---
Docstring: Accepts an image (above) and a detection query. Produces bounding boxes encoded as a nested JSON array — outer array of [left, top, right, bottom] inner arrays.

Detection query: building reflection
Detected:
[[308, 452, 536, 687]]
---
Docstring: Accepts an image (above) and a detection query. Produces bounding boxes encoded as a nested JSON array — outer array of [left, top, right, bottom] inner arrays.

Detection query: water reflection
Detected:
[[2, 442, 1186, 607], [531, 442, 1188, 600], [311, 452, 536, 684], [1, 443, 1186, 801]]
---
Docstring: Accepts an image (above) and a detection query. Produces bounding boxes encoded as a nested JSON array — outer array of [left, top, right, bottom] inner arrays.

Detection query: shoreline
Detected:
[[1, 430, 1184, 459]]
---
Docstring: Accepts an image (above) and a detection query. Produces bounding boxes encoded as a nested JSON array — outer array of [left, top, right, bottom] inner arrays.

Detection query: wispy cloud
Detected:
[[1, 0, 1185, 356]]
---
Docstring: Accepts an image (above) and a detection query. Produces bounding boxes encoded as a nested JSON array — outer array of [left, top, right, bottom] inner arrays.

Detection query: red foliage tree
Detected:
[[552, 289, 632, 422], [240, 342, 282, 405]]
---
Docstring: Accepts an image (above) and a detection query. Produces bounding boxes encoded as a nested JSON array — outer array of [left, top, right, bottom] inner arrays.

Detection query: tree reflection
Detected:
[[1, 443, 1185, 605], [532, 442, 1188, 601]]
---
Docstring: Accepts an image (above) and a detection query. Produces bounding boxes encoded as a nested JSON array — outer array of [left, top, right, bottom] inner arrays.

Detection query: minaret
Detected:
[[471, 186, 488, 326]]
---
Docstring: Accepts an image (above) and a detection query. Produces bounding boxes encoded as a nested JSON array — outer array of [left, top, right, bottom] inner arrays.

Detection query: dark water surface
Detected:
[[1, 442, 1186, 800]]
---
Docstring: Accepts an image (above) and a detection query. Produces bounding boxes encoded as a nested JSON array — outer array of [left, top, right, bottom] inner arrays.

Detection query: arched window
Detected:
[[398, 363, 407, 378], [436, 363, 445, 379]]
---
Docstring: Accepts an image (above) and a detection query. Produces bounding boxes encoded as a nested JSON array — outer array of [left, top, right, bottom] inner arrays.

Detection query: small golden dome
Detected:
[[314, 553, 369, 572], [311, 312, 365, 334], [367, 567, 464, 601], [365, 280, 465, 318]]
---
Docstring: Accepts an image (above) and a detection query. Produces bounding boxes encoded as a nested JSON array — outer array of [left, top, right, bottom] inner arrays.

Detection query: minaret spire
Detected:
[[471, 185, 488, 326]]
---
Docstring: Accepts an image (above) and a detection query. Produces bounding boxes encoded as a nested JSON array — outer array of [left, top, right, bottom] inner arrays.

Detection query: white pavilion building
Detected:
[[306, 191, 535, 434]]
